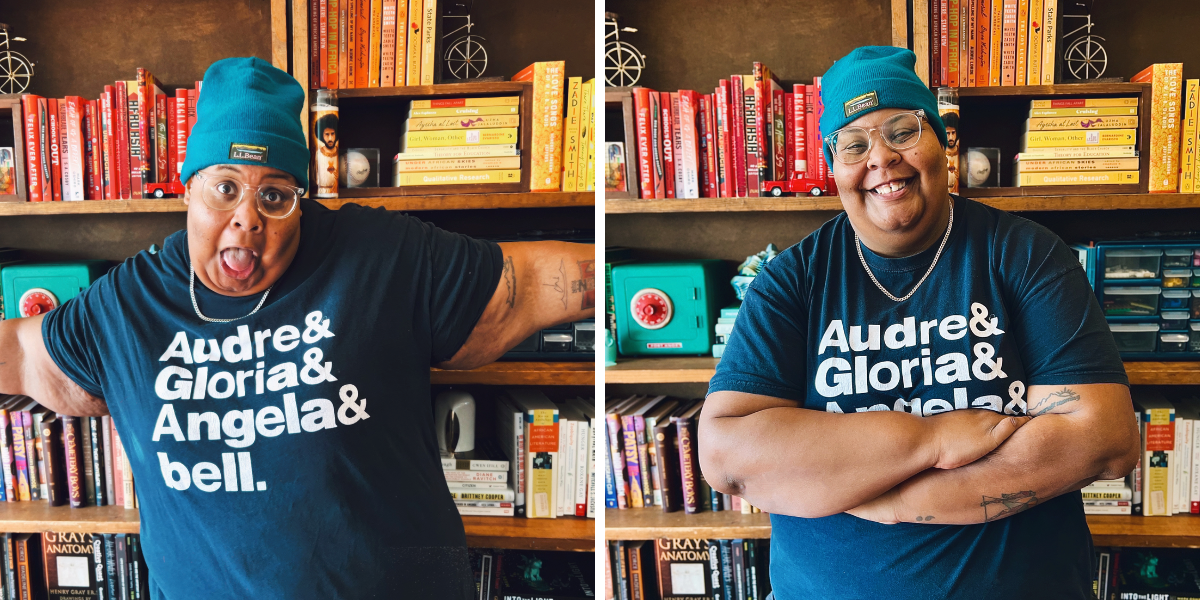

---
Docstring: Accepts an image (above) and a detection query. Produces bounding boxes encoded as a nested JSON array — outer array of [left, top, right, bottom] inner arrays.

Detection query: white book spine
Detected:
[[566, 420, 578, 516], [456, 506, 515, 517], [575, 420, 589, 517], [557, 418, 569, 517], [586, 420, 596, 518], [1192, 419, 1200, 513], [1182, 420, 1193, 514], [680, 94, 700, 198]]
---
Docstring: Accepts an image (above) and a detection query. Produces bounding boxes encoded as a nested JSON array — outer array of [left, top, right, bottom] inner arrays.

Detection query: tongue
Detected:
[[222, 248, 255, 271]]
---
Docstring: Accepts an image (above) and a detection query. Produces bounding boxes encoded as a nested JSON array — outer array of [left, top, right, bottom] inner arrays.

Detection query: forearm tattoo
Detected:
[[543, 259, 568, 310], [915, 515, 935, 522], [981, 490, 1039, 522], [502, 256, 516, 308], [572, 260, 596, 310], [1028, 388, 1081, 416]]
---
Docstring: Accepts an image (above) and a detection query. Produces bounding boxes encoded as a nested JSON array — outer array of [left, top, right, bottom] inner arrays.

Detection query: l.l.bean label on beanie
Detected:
[[230, 143, 269, 163], [844, 91, 880, 118]]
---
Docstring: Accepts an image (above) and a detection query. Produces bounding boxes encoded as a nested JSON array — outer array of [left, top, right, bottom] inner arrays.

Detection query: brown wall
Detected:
[[472, 0, 595, 81]]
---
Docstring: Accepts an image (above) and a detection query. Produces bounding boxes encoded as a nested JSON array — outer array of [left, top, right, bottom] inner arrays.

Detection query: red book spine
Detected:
[[792, 84, 808, 178], [658, 91, 676, 198], [110, 421, 124, 509], [311, 0, 321, 88], [751, 63, 769, 193], [166, 97, 177, 185], [36, 99, 51, 202], [772, 87, 785, 183], [704, 94, 719, 197], [156, 93, 169, 184], [931, 0, 942, 88], [114, 81, 132, 200], [697, 94, 710, 197], [127, 81, 143, 198], [649, 92, 665, 198], [805, 84, 820, 186], [319, 0, 329, 88], [670, 93, 682, 195], [730, 75, 747, 197], [743, 76, 760, 197], [82, 101, 96, 199], [62, 416, 83, 508], [815, 77, 833, 192], [136, 69, 152, 190], [100, 89, 114, 199], [633, 87, 654, 200], [20, 95, 42, 202], [48, 99, 63, 201], [175, 89, 189, 183], [327, 0, 340, 89], [715, 83, 731, 198], [940, 0, 950, 85], [187, 89, 197, 131], [784, 92, 795, 181], [90, 100, 103, 199]]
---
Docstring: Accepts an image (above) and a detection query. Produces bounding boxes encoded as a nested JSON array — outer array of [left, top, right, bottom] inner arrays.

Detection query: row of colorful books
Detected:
[[19, 68, 197, 202], [624, 63, 836, 200], [0, 395, 135, 509], [607, 539, 771, 600], [1014, 96, 1140, 187], [711, 303, 740, 359], [923, 0, 1059, 88], [492, 390, 595, 519], [0, 532, 150, 600], [605, 395, 760, 514], [470, 548, 594, 600], [309, 0, 437, 90], [1132, 390, 1200, 517]]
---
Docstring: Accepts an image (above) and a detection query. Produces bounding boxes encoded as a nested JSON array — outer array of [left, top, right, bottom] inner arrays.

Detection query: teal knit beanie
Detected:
[[180, 57, 309, 191], [819, 46, 947, 167]]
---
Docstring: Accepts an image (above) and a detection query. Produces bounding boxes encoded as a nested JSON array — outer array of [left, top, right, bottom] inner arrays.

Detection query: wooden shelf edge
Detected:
[[605, 194, 1200, 214], [463, 515, 596, 552], [432, 362, 594, 386], [0, 505, 139, 534]]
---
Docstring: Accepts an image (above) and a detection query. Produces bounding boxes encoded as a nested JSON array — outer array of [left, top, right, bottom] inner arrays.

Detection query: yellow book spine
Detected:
[[561, 77, 582, 192], [1147, 63, 1184, 192], [1026, 0, 1043, 85], [409, 105, 520, 117], [368, 0, 383, 87], [410, 96, 520, 108], [1030, 97, 1139, 108], [1015, 157, 1140, 172], [1017, 171, 1138, 186], [404, 115, 520, 131], [393, 156, 521, 172], [1029, 107, 1138, 117], [1022, 129, 1137, 148], [578, 79, 595, 192], [395, 170, 521, 186], [1181, 79, 1198, 193], [403, 128, 519, 148], [989, 0, 1003, 86], [1025, 116, 1139, 131], [1041, 0, 1057, 84], [1015, 0, 1029, 87], [419, 0, 436, 85], [405, 0, 422, 85], [528, 62, 565, 192], [394, 0, 407, 85], [1017, 146, 1137, 159]]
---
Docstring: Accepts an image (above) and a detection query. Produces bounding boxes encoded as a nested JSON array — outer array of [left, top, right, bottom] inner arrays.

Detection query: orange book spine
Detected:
[[405, 0, 422, 85], [1015, 0, 1029, 86], [319, 0, 328, 88], [976, 0, 990, 86], [514, 62, 565, 192], [1133, 63, 1184, 192], [20, 95, 42, 202], [48, 98, 62, 201], [368, 0, 382, 87], [355, 0, 369, 88], [380, 0, 396, 87], [344, 0, 354, 88], [989, 0, 1003, 86], [947, 0, 960, 87], [394, 0, 408, 85], [327, 0, 339, 89]]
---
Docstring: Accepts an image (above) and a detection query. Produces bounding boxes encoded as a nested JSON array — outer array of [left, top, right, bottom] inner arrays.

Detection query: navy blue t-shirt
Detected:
[[43, 199, 502, 599], [709, 196, 1127, 600]]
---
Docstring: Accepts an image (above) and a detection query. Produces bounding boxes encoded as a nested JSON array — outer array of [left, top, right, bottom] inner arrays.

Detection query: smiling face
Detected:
[[831, 107, 951, 257], [184, 164, 302, 297]]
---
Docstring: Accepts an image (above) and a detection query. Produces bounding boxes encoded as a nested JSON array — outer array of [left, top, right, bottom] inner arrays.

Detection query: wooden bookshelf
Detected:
[[605, 193, 1200, 214], [606, 357, 1200, 385], [0, 192, 593, 217], [432, 361, 594, 386], [0, 504, 594, 551], [605, 508, 1200, 548]]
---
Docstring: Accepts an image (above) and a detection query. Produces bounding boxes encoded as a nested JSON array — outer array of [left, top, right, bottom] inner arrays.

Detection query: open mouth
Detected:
[[867, 176, 915, 200], [220, 247, 259, 280]]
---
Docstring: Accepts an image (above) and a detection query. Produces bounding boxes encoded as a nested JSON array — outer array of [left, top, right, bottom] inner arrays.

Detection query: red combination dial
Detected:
[[18, 288, 58, 317], [630, 288, 673, 330]]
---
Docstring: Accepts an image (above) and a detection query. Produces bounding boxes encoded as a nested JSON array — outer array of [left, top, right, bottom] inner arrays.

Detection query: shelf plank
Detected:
[[0, 504, 595, 550], [955, 82, 1149, 97], [432, 362, 594, 386], [608, 357, 1200, 386], [338, 81, 529, 100], [463, 516, 595, 552], [606, 508, 1200, 548], [0, 192, 593, 216], [605, 194, 1200, 214]]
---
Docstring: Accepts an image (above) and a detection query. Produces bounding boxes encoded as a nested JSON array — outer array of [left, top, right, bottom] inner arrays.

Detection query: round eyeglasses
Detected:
[[824, 109, 928, 165], [191, 171, 303, 219]]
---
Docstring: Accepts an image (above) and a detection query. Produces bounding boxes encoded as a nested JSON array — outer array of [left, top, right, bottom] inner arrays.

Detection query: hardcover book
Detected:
[[512, 61, 565, 191], [659, 91, 676, 198], [410, 96, 519, 108], [19, 95, 42, 202], [42, 532, 100, 600], [654, 539, 713, 600], [1016, 171, 1138, 186], [394, 170, 519, 186], [562, 77, 583, 192], [405, 0, 423, 85], [400, 128, 518, 148], [1132, 63, 1185, 192], [380, 0, 397, 86]]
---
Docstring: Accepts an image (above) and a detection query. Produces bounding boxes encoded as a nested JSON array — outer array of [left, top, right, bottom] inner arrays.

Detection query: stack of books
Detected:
[[1082, 479, 1133, 515], [1, 532, 150, 599], [609, 538, 772, 600], [443, 444, 515, 517], [712, 302, 741, 359], [1015, 97, 1140, 187], [394, 95, 522, 188], [20, 68, 197, 201], [0, 395, 135, 509], [605, 395, 760, 514], [493, 390, 596, 519]]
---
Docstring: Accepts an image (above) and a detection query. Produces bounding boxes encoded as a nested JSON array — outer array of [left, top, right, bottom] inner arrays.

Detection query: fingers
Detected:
[[991, 415, 1032, 443]]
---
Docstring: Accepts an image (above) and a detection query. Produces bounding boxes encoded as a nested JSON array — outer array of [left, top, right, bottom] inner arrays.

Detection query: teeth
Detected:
[[873, 180, 907, 194]]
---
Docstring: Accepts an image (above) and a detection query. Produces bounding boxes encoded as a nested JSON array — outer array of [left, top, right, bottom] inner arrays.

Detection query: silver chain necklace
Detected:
[[190, 264, 273, 323], [855, 198, 954, 303]]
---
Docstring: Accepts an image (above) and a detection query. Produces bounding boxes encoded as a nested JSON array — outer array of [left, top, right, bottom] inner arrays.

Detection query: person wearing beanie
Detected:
[[0, 57, 595, 599], [700, 46, 1137, 599]]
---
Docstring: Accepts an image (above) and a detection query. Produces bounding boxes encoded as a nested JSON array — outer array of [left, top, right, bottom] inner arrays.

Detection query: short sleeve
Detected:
[[708, 251, 810, 402], [423, 222, 504, 363], [41, 275, 110, 398], [1004, 227, 1128, 386]]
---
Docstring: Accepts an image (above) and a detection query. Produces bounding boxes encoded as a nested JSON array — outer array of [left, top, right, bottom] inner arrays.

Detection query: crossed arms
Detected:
[[698, 383, 1140, 525]]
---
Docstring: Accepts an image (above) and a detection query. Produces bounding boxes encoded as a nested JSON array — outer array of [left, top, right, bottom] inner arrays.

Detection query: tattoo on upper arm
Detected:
[[981, 490, 1039, 522], [502, 256, 516, 308], [572, 260, 596, 310], [1028, 388, 1081, 416], [543, 259, 568, 310]]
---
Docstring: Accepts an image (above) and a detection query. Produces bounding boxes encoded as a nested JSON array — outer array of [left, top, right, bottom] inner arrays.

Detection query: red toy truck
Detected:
[[762, 177, 828, 197], [145, 180, 187, 198]]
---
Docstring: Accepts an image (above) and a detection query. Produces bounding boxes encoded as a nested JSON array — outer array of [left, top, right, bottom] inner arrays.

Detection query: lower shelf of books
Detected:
[[605, 508, 1200, 548], [0, 504, 594, 551]]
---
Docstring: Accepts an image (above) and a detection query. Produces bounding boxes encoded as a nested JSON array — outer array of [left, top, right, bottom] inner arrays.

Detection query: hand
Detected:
[[927, 410, 1030, 470]]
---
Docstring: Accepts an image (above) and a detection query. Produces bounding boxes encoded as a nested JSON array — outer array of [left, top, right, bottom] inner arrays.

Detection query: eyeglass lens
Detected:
[[832, 112, 923, 163], [202, 178, 297, 218]]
